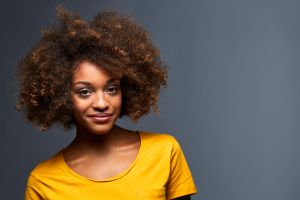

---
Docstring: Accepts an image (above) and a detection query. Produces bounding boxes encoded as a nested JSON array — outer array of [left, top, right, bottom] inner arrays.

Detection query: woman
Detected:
[[16, 6, 197, 200]]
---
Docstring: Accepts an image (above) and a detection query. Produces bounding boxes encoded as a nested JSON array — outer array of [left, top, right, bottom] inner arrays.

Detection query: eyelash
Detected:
[[76, 85, 119, 98], [106, 85, 119, 94], [78, 88, 92, 97]]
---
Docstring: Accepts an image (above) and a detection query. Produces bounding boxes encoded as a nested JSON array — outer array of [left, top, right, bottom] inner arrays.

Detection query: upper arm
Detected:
[[172, 195, 191, 200], [166, 138, 197, 199], [25, 173, 44, 200]]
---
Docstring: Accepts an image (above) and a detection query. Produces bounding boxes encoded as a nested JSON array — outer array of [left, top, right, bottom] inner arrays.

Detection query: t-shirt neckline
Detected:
[[60, 131, 143, 182]]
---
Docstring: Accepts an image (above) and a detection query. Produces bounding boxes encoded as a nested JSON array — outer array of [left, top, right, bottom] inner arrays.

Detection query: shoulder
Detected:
[[140, 131, 177, 144], [139, 131, 182, 153], [26, 152, 64, 199], [30, 151, 64, 177]]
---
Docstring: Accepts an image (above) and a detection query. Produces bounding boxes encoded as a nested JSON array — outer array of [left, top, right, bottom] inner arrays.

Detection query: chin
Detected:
[[74, 120, 114, 134], [86, 123, 115, 134], [74, 114, 119, 135]]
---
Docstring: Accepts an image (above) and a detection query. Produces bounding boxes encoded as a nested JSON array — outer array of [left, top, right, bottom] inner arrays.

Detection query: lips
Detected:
[[87, 113, 113, 123]]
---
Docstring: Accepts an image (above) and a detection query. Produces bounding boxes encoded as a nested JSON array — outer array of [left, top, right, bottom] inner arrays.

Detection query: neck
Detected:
[[63, 125, 139, 161], [68, 125, 134, 153], [74, 125, 120, 149], [77, 125, 117, 142]]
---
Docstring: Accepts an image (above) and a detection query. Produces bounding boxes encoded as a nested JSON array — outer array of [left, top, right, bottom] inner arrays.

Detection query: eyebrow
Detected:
[[73, 79, 119, 86]]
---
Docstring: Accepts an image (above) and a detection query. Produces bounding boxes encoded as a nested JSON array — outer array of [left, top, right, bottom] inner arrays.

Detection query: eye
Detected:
[[106, 85, 119, 94], [78, 88, 92, 97]]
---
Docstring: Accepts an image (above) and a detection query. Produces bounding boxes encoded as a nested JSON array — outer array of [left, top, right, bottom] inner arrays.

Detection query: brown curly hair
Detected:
[[15, 6, 167, 131]]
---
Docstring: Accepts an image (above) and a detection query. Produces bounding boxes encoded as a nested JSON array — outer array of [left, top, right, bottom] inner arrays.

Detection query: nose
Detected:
[[92, 92, 109, 111]]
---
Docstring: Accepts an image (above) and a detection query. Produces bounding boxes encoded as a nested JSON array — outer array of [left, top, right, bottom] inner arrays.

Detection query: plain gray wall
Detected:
[[1, 0, 300, 199]]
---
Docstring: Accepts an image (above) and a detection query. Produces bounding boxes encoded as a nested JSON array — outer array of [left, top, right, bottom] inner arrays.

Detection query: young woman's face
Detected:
[[71, 61, 122, 134]]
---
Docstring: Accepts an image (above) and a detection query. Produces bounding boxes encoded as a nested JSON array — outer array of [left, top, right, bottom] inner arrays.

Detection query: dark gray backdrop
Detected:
[[1, 0, 300, 199]]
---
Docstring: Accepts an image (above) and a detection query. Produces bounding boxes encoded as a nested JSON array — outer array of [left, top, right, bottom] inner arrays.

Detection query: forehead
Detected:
[[72, 61, 112, 84]]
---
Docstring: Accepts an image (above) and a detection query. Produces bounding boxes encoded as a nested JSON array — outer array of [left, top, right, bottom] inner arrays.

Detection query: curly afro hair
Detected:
[[15, 6, 167, 131]]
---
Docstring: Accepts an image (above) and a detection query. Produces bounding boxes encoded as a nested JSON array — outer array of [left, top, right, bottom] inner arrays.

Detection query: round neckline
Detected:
[[60, 131, 143, 182]]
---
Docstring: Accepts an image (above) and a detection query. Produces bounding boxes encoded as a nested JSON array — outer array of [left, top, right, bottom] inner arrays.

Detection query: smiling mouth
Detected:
[[88, 113, 113, 123]]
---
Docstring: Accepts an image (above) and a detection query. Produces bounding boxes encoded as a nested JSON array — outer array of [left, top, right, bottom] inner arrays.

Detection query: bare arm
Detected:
[[172, 195, 191, 200]]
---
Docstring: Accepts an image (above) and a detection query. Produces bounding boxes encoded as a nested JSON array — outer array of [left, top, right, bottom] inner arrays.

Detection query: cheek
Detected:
[[109, 95, 122, 114], [71, 96, 91, 114], [115, 94, 122, 110]]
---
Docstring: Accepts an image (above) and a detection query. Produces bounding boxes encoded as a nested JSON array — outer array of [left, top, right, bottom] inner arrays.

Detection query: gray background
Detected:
[[1, 0, 300, 199]]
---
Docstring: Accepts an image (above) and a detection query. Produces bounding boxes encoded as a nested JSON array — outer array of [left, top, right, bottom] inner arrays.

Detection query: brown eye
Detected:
[[106, 85, 118, 94], [78, 88, 92, 97]]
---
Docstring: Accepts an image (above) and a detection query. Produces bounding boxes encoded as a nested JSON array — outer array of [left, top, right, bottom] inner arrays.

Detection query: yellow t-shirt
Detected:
[[25, 132, 197, 200]]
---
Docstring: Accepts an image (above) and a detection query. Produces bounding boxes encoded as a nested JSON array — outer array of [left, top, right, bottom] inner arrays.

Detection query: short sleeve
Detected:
[[25, 173, 44, 200], [166, 138, 197, 200]]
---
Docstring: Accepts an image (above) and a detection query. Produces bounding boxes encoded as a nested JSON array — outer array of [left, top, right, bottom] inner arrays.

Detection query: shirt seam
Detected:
[[30, 172, 46, 200], [167, 186, 197, 200]]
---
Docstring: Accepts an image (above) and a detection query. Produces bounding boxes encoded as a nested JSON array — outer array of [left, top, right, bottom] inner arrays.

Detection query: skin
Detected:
[[174, 196, 191, 200], [71, 60, 122, 135], [63, 60, 190, 199], [63, 60, 140, 180]]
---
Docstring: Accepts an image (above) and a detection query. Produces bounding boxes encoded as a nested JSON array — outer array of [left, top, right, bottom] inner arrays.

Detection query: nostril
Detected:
[[93, 107, 108, 112], [92, 95, 109, 110]]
